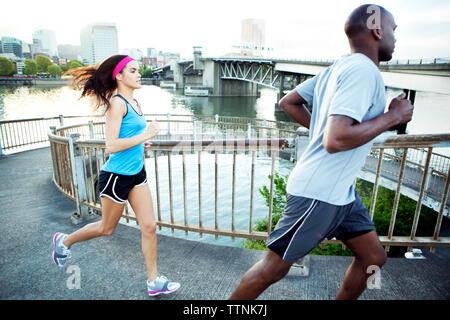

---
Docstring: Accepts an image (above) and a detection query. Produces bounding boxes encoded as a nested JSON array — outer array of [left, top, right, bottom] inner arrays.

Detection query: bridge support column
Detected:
[[275, 72, 285, 111], [173, 61, 184, 89]]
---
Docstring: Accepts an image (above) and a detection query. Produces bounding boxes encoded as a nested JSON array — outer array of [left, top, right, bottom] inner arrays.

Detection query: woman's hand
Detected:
[[145, 120, 160, 140], [144, 141, 152, 149]]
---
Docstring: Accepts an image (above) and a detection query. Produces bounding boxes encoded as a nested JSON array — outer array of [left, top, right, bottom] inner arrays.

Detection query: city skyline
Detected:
[[1, 0, 450, 60]]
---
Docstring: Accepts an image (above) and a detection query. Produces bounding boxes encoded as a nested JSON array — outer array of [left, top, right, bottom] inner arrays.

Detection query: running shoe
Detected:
[[147, 275, 180, 296], [52, 232, 71, 267]]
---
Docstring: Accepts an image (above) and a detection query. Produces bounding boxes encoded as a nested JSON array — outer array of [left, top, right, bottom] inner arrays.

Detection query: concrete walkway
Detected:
[[0, 148, 449, 300]]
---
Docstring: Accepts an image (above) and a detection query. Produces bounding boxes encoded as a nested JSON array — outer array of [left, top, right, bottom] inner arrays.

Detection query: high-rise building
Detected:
[[80, 23, 118, 65], [32, 29, 58, 57], [58, 44, 81, 61], [147, 48, 156, 58], [240, 19, 265, 55], [1, 36, 23, 58]]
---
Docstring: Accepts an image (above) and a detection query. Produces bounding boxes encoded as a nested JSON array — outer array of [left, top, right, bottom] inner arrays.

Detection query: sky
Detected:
[[1, 0, 450, 60]]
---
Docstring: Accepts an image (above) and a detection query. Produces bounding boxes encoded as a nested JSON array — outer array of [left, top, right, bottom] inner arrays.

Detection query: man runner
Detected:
[[229, 4, 414, 300]]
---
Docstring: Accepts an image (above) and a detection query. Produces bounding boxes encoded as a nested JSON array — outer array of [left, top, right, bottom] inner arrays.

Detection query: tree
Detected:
[[61, 59, 85, 72], [23, 59, 38, 75], [0, 58, 16, 76], [142, 67, 153, 78], [36, 55, 53, 73], [48, 64, 62, 77]]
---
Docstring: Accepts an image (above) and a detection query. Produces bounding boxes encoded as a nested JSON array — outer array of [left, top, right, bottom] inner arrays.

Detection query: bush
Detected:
[[243, 172, 438, 257]]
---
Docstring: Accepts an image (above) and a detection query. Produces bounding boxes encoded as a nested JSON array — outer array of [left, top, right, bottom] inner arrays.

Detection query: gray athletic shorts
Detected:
[[266, 193, 375, 262]]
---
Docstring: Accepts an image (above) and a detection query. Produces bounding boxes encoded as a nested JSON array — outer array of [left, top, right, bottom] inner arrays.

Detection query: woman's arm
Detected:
[[105, 98, 160, 154]]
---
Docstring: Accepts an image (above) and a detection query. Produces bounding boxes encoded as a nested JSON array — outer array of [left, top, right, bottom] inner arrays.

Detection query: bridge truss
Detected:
[[218, 60, 281, 88]]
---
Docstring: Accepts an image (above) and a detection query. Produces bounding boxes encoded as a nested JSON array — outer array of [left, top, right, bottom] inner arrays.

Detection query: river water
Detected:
[[0, 84, 449, 247]]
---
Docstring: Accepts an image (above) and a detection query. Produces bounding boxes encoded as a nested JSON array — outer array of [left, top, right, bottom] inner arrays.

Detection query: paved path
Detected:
[[0, 148, 449, 300]]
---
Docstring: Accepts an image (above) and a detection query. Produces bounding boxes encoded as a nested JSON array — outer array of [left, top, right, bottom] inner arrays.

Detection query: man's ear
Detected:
[[372, 27, 383, 40]]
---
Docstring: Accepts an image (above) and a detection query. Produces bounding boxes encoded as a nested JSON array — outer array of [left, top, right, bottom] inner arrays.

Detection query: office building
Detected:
[[80, 23, 118, 65], [1, 36, 23, 58], [240, 19, 266, 55], [32, 29, 58, 57]]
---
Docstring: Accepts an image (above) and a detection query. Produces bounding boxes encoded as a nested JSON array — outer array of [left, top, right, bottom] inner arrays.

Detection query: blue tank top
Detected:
[[102, 94, 147, 175]]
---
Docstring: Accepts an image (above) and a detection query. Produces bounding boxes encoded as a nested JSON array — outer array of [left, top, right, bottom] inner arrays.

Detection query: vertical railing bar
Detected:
[[231, 150, 236, 242], [81, 146, 90, 205], [153, 150, 162, 230], [198, 151, 203, 238], [182, 151, 188, 235], [214, 150, 218, 240], [8, 122, 15, 149], [268, 149, 276, 234], [88, 146, 95, 204], [168, 151, 174, 233], [408, 147, 433, 251], [432, 165, 450, 246], [12, 122, 18, 150], [249, 150, 255, 234], [369, 148, 384, 219], [386, 148, 408, 252]]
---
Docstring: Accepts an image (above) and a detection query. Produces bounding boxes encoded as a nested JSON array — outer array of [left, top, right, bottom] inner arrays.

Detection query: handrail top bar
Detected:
[[373, 133, 450, 148], [74, 138, 291, 149]]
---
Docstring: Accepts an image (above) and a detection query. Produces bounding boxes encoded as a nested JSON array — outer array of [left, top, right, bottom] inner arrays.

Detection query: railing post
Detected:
[[167, 113, 171, 136], [88, 120, 94, 139], [215, 114, 219, 135], [193, 119, 197, 140], [59, 114, 64, 127], [247, 123, 252, 140], [68, 133, 95, 224]]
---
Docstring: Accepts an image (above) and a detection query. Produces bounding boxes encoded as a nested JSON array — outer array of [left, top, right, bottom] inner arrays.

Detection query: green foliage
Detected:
[[243, 172, 438, 257], [141, 67, 153, 77], [48, 64, 62, 77], [0, 57, 16, 75], [63, 59, 84, 72], [23, 59, 38, 75], [36, 55, 53, 73]]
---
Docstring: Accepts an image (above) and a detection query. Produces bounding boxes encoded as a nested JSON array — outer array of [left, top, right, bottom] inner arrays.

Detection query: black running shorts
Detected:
[[266, 192, 375, 262], [98, 167, 147, 204]]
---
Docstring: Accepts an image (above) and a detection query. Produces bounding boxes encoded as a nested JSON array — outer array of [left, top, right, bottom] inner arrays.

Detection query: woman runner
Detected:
[[52, 55, 180, 297]]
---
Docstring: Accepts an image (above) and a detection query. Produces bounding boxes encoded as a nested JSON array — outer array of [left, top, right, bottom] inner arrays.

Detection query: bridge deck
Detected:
[[0, 148, 449, 300]]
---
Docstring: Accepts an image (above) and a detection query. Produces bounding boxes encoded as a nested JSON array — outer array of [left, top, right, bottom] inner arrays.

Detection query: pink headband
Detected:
[[112, 56, 134, 80]]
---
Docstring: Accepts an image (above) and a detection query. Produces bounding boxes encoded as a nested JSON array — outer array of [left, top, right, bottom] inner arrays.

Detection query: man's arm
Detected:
[[279, 89, 311, 129], [323, 92, 413, 154]]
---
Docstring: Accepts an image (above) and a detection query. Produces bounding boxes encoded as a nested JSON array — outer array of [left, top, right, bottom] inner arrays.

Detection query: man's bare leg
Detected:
[[335, 230, 387, 300], [229, 250, 292, 300]]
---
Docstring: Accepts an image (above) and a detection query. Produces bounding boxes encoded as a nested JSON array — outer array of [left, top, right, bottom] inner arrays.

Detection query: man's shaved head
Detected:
[[344, 4, 397, 62], [344, 4, 390, 38]]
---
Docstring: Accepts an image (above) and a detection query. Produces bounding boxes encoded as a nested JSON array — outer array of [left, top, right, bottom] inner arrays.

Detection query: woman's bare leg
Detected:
[[63, 197, 125, 247], [127, 183, 158, 282]]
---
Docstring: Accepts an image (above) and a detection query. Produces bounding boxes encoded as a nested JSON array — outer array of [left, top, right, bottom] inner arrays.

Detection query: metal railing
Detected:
[[45, 119, 450, 253], [0, 114, 298, 155], [2, 115, 449, 252], [48, 119, 295, 242]]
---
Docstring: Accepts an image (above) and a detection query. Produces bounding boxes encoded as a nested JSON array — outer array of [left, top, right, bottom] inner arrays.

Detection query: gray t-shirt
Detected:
[[286, 53, 386, 205]]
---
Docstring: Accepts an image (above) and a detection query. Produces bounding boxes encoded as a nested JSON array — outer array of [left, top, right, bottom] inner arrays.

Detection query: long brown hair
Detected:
[[63, 54, 128, 112]]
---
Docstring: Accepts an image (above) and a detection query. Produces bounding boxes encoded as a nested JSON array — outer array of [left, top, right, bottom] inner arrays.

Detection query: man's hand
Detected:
[[323, 92, 414, 154], [387, 92, 414, 125]]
